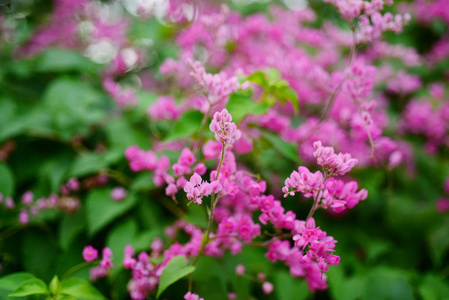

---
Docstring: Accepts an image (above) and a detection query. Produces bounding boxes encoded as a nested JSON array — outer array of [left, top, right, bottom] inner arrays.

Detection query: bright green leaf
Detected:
[[419, 273, 449, 300], [60, 277, 105, 300], [9, 278, 48, 297], [42, 78, 107, 141], [165, 110, 204, 141], [49, 275, 60, 294], [156, 256, 195, 298], [0, 273, 36, 291], [246, 71, 267, 87], [227, 92, 271, 123]]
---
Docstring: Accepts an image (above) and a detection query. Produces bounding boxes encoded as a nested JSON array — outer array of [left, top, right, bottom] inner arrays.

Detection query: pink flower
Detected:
[[18, 209, 29, 225], [21, 191, 33, 205], [111, 187, 127, 202], [83, 246, 98, 262], [184, 291, 204, 300], [262, 282, 274, 294], [235, 264, 245, 275]]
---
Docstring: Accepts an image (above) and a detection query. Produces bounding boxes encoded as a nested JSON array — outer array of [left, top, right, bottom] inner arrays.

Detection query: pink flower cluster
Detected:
[[188, 60, 241, 108], [183, 173, 222, 205], [324, 0, 410, 43], [147, 96, 181, 121], [313, 141, 358, 176], [209, 109, 241, 145], [82, 246, 114, 281], [123, 245, 161, 300], [283, 141, 367, 214], [103, 77, 138, 107], [400, 86, 449, 153], [0, 183, 84, 226], [125, 146, 159, 172], [184, 292, 204, 300]]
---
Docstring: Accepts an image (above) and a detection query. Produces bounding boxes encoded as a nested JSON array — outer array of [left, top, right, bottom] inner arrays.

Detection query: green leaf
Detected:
[[60, 277, 105, 300], [226, 92, 271, 123], [58, 212, 86, 251], [105, 118, 151, 154], [42, 78, 107, 141], [37, 48, 99, 73], [165, 110, 204, 141], [85, 188, 138, 236], [156, 256, 195, 298], [130, 172, 156, 192], [245, 69, 299, 115], [70, 152, 108, 178], [364, 267, 414, 300], [273, 86, 300, 115], [246, 71, 268, 87], [49, 275, 60, 294], [419, 273, 449, 300], [429, 216, 449, 266], [261, 131, 300, 163], [39, 154, 73, 193], [275, 270, 310, 300], [0, 163, 14, 197], [0, 273, 36, 291], [21, 229, 59, 282], [106, 218, 158, 270], [9, 278, 48, 297]]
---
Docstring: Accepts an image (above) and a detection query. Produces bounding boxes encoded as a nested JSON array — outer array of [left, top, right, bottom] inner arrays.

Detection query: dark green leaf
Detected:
[[261, 131, 300, 163], [0, 163, 14, 196], [275, 270, 309, 300], [130, 172, 156, 192], [58, 212, 86, 251], [106, 218, 158, 270], [429, 217, 449, 266], [69, 152, 108, 178], [21, 229, 60, 282], [156, 256, 195, 298], [85, 188, 138, 236]]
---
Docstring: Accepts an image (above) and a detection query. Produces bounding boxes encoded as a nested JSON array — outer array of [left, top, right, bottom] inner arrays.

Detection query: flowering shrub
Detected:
[[0, 0, 449, 299]]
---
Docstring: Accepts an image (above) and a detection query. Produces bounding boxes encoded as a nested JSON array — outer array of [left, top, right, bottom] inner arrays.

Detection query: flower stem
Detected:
[[61, 261, 92, 280], [194, 106, 213, 158], [189, 142, 226, 290]]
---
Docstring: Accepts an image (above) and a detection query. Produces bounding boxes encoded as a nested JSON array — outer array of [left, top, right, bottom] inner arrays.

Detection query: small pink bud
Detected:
[[262, 282, 274, 294], [236, 264, 245, 275]]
